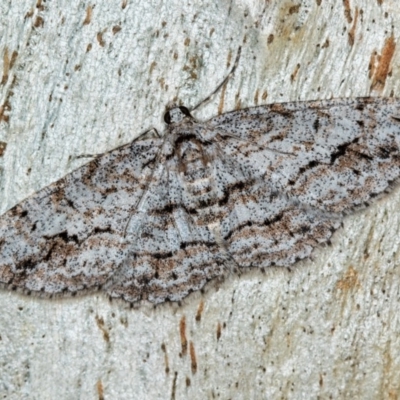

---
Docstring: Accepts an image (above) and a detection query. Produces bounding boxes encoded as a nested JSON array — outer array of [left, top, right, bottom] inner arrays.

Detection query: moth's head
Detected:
[[164, 106, 193, 125]]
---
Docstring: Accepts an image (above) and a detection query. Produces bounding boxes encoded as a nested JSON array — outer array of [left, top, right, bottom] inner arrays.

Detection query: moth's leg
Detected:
[[74, 153, 103, 160], [74, 128, 161, 160], [138, 128, 161, 140]]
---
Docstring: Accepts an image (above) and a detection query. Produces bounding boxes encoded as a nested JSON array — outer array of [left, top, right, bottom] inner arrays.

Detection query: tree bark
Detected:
[[0, 0, 399, 399]]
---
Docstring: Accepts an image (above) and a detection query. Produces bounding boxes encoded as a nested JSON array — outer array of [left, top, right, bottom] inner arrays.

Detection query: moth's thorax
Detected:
[[176, 135, 209, 177], [168, 119, 196, 137], [164, 120, 217, 210]]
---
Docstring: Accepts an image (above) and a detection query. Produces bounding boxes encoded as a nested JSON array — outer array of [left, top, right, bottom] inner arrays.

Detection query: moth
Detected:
[[1, 51, 399, 305]]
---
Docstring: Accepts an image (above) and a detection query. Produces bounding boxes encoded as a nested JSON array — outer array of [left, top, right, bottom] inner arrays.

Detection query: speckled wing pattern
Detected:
[[1, 97, 400, 305]]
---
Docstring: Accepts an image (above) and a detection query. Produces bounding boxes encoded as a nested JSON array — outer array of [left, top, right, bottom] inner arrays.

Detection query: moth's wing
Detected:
[[104, 157, 231, 305], [209, 98, 400, 268], [0, 138, 163, 296]]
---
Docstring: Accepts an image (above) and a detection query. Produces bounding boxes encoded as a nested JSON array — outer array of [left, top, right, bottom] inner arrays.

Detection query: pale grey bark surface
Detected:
[[0, 1, 400, 399]]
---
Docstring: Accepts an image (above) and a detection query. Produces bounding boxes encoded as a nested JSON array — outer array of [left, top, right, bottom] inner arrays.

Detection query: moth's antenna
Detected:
[[191, 46, 242, 112]]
